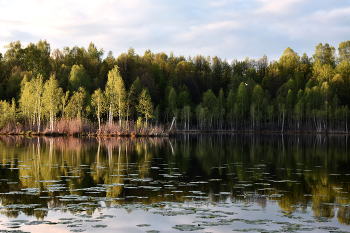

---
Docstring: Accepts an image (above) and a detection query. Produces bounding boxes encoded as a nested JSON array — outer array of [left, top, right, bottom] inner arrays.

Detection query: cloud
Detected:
[[255, 0, 305, 15], [0, 0, 348, 61]]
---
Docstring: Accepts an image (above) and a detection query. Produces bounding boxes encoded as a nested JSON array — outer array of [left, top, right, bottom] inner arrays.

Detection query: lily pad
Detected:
[[137, 224, 151, 227], [172, 224, 205, 231], [91, 225, 108, 228]]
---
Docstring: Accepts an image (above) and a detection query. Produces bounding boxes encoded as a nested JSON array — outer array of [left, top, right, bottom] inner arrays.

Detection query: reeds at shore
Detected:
[[0, 119, 169, 137]]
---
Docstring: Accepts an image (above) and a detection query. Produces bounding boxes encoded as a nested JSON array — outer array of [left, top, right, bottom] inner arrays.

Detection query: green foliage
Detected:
[[338, 40, 350, 62], [278, 47, 300, 78], [66, 87, 88, 119], [91, 88, 105, 131], [68, 64, 91, 93], [313, 43, 336, 66], [236, 82, 249, 119], [137, 88, 154, 128], [105, 65, 126, 126], [202, 89, 216, 110], [0, 100, 15, 129], [178, 90, 191, 109], [6, 73, 22, 100], [168, 87, 177, 117], [2, 39, 350, 132], [42, 75, 63, 131]]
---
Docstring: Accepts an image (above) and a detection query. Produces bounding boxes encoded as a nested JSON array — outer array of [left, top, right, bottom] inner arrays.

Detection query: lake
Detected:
[[0, 134, 349, 232]]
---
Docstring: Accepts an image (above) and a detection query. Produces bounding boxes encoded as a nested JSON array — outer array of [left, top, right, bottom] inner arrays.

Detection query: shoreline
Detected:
[[1, 129, 350, 138]]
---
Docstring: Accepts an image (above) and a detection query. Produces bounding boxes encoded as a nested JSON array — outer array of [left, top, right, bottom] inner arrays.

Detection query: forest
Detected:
[[0, 40, 349, 134]]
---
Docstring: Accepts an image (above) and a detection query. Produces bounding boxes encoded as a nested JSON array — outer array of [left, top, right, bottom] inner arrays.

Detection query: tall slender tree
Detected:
[[42, 75, 63, 132], [91, 88, 105, 132], [137, 88, 153, 129]]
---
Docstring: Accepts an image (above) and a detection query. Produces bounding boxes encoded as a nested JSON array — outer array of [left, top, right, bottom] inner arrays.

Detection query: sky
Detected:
[[0, 0, 349, 62]]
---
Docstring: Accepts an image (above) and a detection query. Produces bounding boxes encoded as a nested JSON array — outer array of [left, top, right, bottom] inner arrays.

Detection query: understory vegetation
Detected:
[[0, 40, 350, 134]]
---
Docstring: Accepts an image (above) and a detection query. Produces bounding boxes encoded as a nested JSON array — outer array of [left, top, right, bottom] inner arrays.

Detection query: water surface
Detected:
[[0, 134, 349, 232]]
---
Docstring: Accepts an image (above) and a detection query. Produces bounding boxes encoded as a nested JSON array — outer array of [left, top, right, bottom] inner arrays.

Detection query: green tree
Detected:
[[178, 90, 191, 110], [42, 75, 63, 132], [338, 40, 350, 62], [181, 105, 191, 130], [66, 87, 87, 120], [251, 84, 264, 128], [4, 41, 22, 61], [226, 89, 236, 129], [316, 64, 335, 84], [126, 85, 135, 127], [19, 78, 34, 127], [36, 39, 51, 74], [5, 72, 22, 100], [31, 74, 44, 133], [313, 43, 336, 66], [202, 89, 217, 128], [278, 47, 299, 79], [68, 64, 91, 93], [61, 91, 70, 118], [91, 88, 105, 132], [105, 65, 126, 126], [217, 88, 225, 129], [0, 99, 16, 131], [236, 82, 249, 127], [137, 88, 153, 129], [0, 100, 10, 129], [168, 87, 177, 119], [294, 94, 304, 131]]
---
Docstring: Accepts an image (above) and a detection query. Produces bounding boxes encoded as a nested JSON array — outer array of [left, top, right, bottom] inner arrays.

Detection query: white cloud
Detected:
[[0, 0, 348, 61], [254, 0, 305, 15]]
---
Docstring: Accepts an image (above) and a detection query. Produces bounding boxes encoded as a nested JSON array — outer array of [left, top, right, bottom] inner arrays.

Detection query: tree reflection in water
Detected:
[[0, 134, 349, 225]]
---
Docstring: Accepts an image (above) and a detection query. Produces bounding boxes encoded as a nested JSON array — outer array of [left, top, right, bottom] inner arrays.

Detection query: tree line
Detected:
[[0, 40, 350, 133]]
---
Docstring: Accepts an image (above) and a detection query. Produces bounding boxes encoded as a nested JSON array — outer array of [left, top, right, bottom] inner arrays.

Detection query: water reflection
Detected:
[[0, 134, 349, 228]]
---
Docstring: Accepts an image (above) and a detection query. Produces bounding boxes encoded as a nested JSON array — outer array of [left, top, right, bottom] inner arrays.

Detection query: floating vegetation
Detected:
[[67, 224, 85, 228], [84, 220, 102, 222], [137, 224, 151, 227], [59, 221, 75, 225], [91, 225, 108, 228], [1, 135, 350, 233], [318, 226, 340, 230], [35, 180, 62, 183], [232, 228, 270, 232], [25, 221, 53, 225], [172, 224, 205, 231], [313, 216, 332, 222], [95, 214, 114, 219]]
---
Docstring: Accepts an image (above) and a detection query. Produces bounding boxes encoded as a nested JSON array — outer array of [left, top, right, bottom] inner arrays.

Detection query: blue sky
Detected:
[[0, 0, 349, 62]]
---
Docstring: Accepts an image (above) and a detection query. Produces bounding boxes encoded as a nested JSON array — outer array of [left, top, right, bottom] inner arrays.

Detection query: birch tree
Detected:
[[236, 82, 249, 128], [126, 84, 135, 128], [168, 87, 177, 124], [226, 90, 236, 130], [91, 88, 105, 132], [61, 91, 70, 118], [137, 88, 153, 129], [66, 87, 87, 120], [105, 65, 126, 126], [30, 74, 44, 133], [19, 79, 35, 128], [42, 75, 62, 132]]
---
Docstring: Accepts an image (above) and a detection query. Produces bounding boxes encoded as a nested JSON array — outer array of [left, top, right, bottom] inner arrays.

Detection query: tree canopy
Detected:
[[0, 40, 350, 133]]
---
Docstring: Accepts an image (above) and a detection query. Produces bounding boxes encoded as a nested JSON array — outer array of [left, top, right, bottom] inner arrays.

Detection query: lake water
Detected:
[[0, 134, 349, 233]]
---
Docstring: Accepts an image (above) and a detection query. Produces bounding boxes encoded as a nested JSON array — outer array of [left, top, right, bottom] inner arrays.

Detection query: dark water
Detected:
[[0, 134, 349, 232]]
